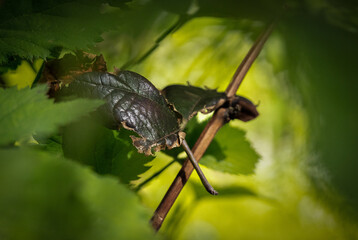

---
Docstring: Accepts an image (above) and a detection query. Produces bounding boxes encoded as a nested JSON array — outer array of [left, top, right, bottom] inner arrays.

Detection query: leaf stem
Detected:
[[182, 139, 218, 195], [150, 22, 274, 231]]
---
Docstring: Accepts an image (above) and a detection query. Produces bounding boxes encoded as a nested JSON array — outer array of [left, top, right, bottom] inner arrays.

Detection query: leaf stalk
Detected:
[[182, 139, 218, 195]]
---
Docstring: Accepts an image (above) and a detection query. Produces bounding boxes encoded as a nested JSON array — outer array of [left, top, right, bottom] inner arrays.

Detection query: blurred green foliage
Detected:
[[281, 14, 358, 213], [62, 117, 154, 184], [0, 0, 128, 64], [0, 148, 156, 240], [1, 0, 358, 239], [0, 85, 104, 145]]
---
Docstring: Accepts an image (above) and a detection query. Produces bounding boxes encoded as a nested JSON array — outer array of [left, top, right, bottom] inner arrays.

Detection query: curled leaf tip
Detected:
[[226, 96, 259, 122]]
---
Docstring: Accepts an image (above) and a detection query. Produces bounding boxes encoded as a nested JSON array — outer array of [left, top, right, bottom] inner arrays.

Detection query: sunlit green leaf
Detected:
[[201, 124, 260, 175], [175, 118, 260, 175]]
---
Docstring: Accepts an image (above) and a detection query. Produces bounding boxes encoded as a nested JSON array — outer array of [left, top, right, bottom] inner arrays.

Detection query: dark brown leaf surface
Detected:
[[59, 71, 184, 155], [162, 84, 259, 123], [39, 52, 107, 97], [162, 84, 226, 121]]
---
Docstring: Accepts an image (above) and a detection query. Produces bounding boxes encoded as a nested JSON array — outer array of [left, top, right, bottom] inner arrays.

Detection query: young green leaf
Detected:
[[59, 71, 185, 155], [0, 85, 104, 146], [0, 148, 157, 240]]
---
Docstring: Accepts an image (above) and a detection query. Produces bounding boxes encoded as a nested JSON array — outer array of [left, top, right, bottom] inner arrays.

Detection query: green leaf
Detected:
[[0, 85, 104, 146], [0, 148, 157, 240], [185, 119, 260, 175], [34, 134, 63, 156], [201, 124, 259, 174], [62, 117, 153, 184], [59, 71, 184, 155], [0, 0, 126, 63]]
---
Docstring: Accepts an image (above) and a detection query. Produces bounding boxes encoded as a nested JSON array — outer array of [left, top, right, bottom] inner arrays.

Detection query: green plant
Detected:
[[1, 1, 358, 239]]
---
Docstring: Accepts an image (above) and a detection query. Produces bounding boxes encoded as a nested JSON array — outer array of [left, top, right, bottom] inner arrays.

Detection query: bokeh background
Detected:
[[2, 0, 358, 239]]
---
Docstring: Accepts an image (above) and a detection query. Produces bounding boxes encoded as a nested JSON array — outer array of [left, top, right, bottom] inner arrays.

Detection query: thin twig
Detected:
[[31, 61, 45, 89], [182, 139, 218, 195], [121, 16, 188, 70], [150, 22, 275, 231]]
